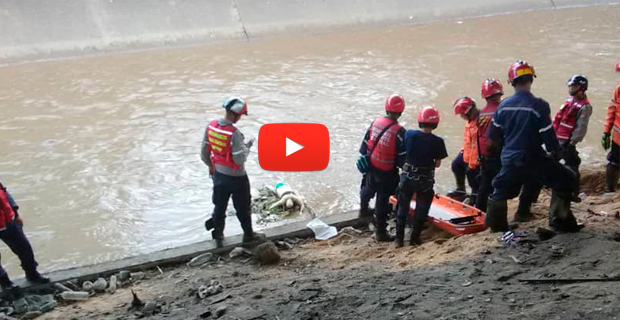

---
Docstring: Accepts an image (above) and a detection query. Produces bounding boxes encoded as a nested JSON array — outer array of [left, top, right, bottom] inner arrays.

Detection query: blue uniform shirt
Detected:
[[403, 130, 448, 168], [488, 90, 559, 167]]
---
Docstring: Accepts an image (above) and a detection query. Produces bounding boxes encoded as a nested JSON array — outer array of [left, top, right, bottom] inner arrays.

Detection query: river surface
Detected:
[[0, 5, 618, 275]]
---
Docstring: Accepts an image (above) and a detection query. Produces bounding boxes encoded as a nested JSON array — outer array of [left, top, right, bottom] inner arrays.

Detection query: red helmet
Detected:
[[453, 97, 476, 115], [418, 106, 440, 124], [616, 61, 620, 73], [481, 78, 504, 99], [385, 94, 405, 113], [508, 60, 536, 85]]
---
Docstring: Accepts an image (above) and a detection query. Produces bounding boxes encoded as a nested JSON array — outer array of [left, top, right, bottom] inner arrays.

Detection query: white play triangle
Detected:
[[285, 137, 304, 157]]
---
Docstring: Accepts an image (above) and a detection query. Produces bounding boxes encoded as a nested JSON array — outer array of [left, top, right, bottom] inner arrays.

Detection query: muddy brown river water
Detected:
[[0, 5, 618, 274]]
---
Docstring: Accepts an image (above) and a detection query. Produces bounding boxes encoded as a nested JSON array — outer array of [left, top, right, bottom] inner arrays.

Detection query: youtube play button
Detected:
[[258, 123, 329, 171]]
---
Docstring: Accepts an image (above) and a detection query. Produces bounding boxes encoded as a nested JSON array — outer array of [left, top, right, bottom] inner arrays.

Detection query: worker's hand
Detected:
[[208, 165, 214, 178], [602, 133, 611, 151], [15, 216, 23, 227], [245, 138, 255, 149]]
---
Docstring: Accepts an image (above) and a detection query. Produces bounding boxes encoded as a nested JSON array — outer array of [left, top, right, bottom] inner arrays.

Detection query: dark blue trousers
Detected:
[[451, 152, 480, 195], [211, 172, 252, 238], [0, 221, 38, 279]]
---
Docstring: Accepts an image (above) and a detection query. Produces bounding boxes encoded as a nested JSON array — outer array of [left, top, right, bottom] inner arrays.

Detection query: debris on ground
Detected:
[[187, 253, 214, 267], [254, 242, 281, 265]]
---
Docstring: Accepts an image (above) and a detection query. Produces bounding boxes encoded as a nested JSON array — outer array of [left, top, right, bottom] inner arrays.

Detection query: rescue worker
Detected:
[[201, 97, 264, 247], [359, 94, 407, 242], [395, 106, 448, 247], [448, 97, 480, 205], [0, 179, 50, 300], [553, 75, 592, 202], [602, 62, 620, 193], [486, 60, 581, 232], [476, 78, 504, 212]]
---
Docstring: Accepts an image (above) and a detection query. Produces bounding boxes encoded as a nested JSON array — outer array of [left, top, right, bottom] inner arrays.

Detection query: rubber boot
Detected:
[[358, 207, 374, 219], [25, 270, 50, 284], [446, 188, 467, 202], [0, 274, 22, 301], [485, 198, 509, 232], [605, 165, 619, 193], [211, 215, 225, 248], [394, 219, 405, 248], [375, 217, 394, 242], [514, 199, 534, 222], [409, 221, 423, 246], [239, 214, 266, 245], [549, 190, 583, 232]]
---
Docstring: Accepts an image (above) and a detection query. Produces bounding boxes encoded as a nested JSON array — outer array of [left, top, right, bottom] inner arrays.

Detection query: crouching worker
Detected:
[[448, 97, 481, 205], [553, 75, 592, 202], [358, 94, 407, 242], [201, 97, 264, 247], [0, 179, 50, 300], [395, 106, 448, 247]]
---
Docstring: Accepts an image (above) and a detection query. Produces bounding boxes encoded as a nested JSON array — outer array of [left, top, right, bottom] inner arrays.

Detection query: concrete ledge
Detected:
[[14, 211, 366, 289]]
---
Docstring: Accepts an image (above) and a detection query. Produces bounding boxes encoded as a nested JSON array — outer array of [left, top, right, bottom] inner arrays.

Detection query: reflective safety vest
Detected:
[[0, 182, 16, 231], [605, 85, 620, 145], [462, 116, 479, 169], [366, 117, 402, 172], [553, 97, 590, 142], [205, 119, 239, 172], [477, 101, 499, 158]]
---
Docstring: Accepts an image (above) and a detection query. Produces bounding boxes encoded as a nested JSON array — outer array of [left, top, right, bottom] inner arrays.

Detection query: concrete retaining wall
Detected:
[[0, 0, 617, 62]]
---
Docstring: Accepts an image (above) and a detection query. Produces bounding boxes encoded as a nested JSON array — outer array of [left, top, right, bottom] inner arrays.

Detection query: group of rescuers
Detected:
[[2, 59, 619, 300], [200, 59, 620, 250]]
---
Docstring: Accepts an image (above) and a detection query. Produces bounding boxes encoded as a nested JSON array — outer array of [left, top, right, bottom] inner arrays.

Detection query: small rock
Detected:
[[199, 311, 212, 318], [551, 245, 565, 257], [461, 281, 472, 287], [508, 298, 516, 304], [536, 227, 556, 241], [434, 238, 448, 245], [130, 272, 145, 281], [187, 253, 214, 267], [118, 270, 131, 282], [143, 301, 157, 315], [12, 298, 28, 314], [467, 295, 474, 300], [254, 242, 280, 265], [284, 238, 299, 245], [93, 278, 108, 293], [252, 294, 263, 300], [21, 311, 41, 320], [229, 247, 249, 258], [82, 281, 94, 292], [560, 293, 570, 299], [214, 305, 227, 319], [484, 298, 492, 302]]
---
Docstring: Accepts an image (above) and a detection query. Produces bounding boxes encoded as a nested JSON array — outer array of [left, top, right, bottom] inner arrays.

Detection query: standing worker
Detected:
[[553, 75, 593, 202], [448, 97, 480, 205], [395, 106, 448, 247], [358, 94, 407, 242], [476, 78, 504, 212], [0, 179, 50, 300], [602, 62, 620, 193], [486, 61, 582, 232], [201, 97, 264, 247]]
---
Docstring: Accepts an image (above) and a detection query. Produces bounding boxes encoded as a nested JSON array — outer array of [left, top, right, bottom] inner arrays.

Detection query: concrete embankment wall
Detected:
[[0, 0, 617, 62]]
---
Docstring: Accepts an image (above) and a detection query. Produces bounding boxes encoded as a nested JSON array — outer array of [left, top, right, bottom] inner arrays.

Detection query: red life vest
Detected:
[[205, 119, 239, 172], [477, 101, 499, 158], [366, 117, 402, 172], [0, 183, 16, 231], [553, 97, 590, 142]]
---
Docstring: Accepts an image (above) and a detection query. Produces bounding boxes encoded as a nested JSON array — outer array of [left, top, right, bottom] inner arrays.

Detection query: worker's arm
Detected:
[[604, 87, 620, 134], [570, 104, 593, 145], [435, 138, 449, 168], [231, 130, 250, 165], [359, 124, 372, 155], [538, 100, 560, 154], [200, 126, 213, 167], [395, 127, 407, 168]]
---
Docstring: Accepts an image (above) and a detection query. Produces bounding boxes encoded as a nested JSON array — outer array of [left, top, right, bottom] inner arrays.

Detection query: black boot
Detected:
[[358, 206, 374, 219], [375, 214, 394, 242], [605, 165, 619, 193], [514, 199, 534, 222], [239, 215, 266, 245], [485, 198, 509, 232], [446, 188, 467, 202], [25, 270, 50, 284], [549, 190, 583, 232], [394, 219, 405, 248], [0, 274, 22, 301], [409, 221, 423, 246]]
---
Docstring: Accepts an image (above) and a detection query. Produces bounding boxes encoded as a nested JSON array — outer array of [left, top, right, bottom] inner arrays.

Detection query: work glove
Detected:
[[602, 133, 611, 151]]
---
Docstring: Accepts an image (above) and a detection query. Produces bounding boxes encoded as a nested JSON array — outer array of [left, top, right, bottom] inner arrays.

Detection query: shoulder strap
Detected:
[[368, 121, 396, 157]]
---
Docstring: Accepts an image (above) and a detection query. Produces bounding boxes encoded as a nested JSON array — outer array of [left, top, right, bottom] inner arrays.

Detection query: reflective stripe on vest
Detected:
[[206, 120, 239, 171]]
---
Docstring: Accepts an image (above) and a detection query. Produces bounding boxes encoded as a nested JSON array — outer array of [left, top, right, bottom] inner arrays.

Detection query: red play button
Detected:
[[258, 123, 329, 171]]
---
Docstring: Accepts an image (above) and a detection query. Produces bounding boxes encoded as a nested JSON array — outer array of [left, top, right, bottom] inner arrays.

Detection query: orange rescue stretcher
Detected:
[[388, 194, 487, 236]]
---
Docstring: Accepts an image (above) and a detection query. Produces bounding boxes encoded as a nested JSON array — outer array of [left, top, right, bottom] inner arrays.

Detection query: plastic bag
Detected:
[[306, 218, 338, 240]]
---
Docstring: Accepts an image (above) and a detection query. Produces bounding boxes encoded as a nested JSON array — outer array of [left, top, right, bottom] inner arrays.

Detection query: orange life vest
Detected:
[[477, 101, 499, 158], [605, 85, 620, 145], [462, 116, 479, 169], [366, 117, 402, 172]]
